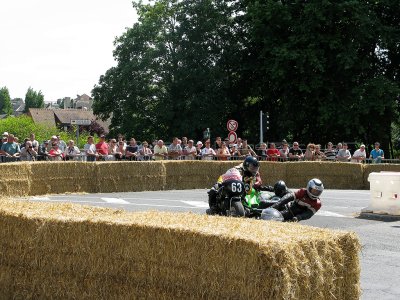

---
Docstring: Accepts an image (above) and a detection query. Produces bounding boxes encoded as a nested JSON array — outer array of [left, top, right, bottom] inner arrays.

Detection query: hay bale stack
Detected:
[[96, 161, 166, 192], [285, 162, 364, 189], [363, 164, 400, 189], [260, 162, 287, 186], [0, 200, 360, 299], [163, 161, 225, 190], [0, 162, 31, 196], [29, 162, 97, 195]]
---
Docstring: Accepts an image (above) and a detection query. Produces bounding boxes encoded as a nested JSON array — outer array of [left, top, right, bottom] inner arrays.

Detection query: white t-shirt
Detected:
[[201, 147, 216, 160], [352, 149, 366, 162]]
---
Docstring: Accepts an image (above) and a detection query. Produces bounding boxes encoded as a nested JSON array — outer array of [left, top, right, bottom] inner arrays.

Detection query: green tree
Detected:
[[0, 86, 13, 116], [24, 87, 45, 113], [93, 0, 246, 141], [244, 0, 399, 151], [92, 0, 400, 155]]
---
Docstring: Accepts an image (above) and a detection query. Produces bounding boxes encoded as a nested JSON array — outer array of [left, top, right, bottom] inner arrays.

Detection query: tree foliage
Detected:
[[93, 0, 400, 154], [0, 115, 93, 148], [24, 87, 45, 113], [0, 86, 13, 116]]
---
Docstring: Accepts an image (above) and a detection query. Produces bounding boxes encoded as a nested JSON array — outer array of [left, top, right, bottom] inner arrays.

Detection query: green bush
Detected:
[[0, 115, 94, 148]]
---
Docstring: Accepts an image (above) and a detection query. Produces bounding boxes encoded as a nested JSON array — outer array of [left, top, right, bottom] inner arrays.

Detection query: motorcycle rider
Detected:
[[257, 180, 291, 209], [269, 178, 323, 222], [207, 156, 262, 215]]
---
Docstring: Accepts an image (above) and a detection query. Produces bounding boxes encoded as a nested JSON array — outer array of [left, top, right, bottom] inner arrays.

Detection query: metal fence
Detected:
[[2, 153, 400, 164]]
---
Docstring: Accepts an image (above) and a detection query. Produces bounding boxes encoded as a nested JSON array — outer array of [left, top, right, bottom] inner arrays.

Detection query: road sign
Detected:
[[71, 119, 91, 126], [227, 119, 238, 132], [228, 131, 237, 144]]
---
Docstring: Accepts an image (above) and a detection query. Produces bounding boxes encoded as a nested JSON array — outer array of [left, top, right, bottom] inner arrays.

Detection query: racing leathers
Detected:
[[270, 188, 321, 221], [207, 165, 262, 213]]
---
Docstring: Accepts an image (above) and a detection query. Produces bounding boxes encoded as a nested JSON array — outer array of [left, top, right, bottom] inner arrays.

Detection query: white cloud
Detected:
[[0, 0, 137, 101]]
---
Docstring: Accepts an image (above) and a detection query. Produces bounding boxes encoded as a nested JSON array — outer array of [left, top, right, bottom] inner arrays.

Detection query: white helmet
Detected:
[[306, 178, 324, 199]]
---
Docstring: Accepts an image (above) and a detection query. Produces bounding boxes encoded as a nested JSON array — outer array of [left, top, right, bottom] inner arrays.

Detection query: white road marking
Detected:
[[181, 201, 209, 208], [30, 196, 50, 201], [27, 198, 205, 209], [317, 210, 348, 218], [101, 198, 130, 204]]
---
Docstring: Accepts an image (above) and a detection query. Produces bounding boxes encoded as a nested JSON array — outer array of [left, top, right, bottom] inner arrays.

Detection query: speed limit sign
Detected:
[[228, 131, 237, 144]]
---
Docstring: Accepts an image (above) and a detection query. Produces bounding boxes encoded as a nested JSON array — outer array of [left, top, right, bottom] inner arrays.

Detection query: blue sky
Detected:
[[0, 0, 137, 102]]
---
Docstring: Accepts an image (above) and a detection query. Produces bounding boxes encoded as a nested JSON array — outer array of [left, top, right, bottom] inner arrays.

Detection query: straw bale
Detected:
[[164, 161, 224, 190], [95, 161, 166, 192], [260, 162, 287, 186], [0, 200, 360, 299], [0, 162, 31, 196], [285, 162, 364, 189], [29, 161, 97, 195], [362, 164, 400, 189]]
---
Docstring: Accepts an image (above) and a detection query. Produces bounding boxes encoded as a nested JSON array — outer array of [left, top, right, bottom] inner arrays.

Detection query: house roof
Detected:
[[28, 108, 56, 127], [54, 109, 97, 124], [28, 108, 111, 132]]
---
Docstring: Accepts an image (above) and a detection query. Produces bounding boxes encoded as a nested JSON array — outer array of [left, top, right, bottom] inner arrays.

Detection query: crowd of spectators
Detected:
[[0, 131, 387, 164]]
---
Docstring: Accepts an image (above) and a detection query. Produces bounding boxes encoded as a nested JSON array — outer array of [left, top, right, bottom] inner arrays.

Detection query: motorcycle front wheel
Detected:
[[229, 201, 245, 217]]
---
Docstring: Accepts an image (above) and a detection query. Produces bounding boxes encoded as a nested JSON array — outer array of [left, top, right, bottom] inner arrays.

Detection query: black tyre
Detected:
[[230, 201, 245, 217]]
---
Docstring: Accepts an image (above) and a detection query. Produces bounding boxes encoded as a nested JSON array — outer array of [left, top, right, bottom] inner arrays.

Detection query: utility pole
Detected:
[[260, 111, 269, 144]]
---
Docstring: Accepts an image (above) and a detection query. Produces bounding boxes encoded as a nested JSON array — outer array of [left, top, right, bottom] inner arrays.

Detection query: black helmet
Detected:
[[274, 180, 288, 198], [306, 178, 324, 199], [243, 156, 260, 176]]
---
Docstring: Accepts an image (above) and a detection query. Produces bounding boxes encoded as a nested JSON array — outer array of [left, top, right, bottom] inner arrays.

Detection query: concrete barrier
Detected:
[[362, 172, 400, 215]]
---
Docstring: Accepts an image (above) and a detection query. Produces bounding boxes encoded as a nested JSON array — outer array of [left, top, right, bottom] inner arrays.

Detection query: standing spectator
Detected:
[[256, 143, 268, 161], [153, 139, 168, 161], [126, 138, 139, 160], [181, 137, 188, 152], [238, 139, 257, 157], [107, 139, 118, 161], [201, 139, 216, 160], [336, 143, 351, 162], [56, 135, 67, 152], [304, 143, 315, 161], [336, 143, 343, 155], [214, 136, 223, 151], [47, 135, 58, 152], [196, 141, 203, 159], [289, 142, 304, 161], [184, 140, 197, 160], [20, 140, 38, 161], [84, 136, 97, 162], [115, 140, 126, 160], [370, 142, 384, 163], [38, 140, 50, 161], [266, 142, 281, 161], [216, 142, 231, 161], [314, 144, 326, 161], [168, 137, 182, 160], [48, 143, 64, 161], [29, 133, 39, 152], [64, 140, 81, 161], [324, 142, 336, 161], [351, 144, 367, 163], [96, 135, 110, 160], [279, 141, 290, 161], [0, 134, 21, 162], [138, 141, 153, 161], [0, 133, 7, 150], [117, 134, 127, 148]]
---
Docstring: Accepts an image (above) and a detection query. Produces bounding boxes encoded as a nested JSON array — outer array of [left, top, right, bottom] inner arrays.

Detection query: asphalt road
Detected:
[[21, 189, 400, 300]]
